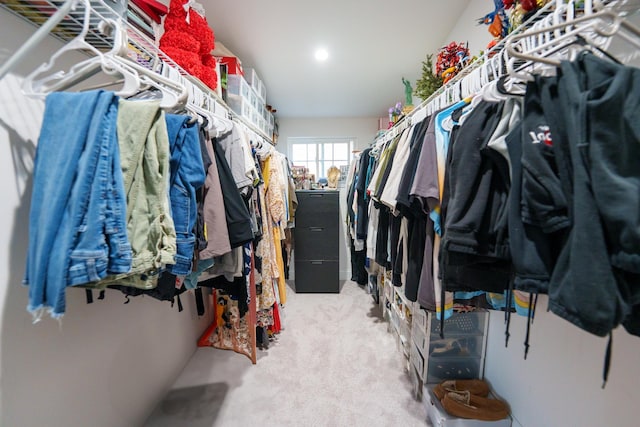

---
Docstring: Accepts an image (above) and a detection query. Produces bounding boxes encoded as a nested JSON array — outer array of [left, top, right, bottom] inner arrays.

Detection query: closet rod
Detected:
[[229, 109, 275, 146], [416, 0, 624, 110], [192, 75, 274, 145], [0, 0, 78, 80], [422, 4, 553, 102]]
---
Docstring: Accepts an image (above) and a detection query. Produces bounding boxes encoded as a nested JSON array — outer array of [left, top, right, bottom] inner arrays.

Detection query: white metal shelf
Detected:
[[0, 0, 275, 145], [374, 0, 624, 145], [1, 0, 118, 49]]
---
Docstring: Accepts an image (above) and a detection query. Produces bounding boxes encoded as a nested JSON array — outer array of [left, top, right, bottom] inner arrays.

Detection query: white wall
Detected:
[[277, 117, 378, 282], [446, 3, 640, 427], [0, 11, 212, 427], [442, 0, 494, 57], [277, 116, 378, 155], [485, 297, 640, 427]]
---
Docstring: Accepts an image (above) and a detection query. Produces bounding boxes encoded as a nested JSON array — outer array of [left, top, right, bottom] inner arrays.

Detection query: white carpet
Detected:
[[145, 281, 428, 427]]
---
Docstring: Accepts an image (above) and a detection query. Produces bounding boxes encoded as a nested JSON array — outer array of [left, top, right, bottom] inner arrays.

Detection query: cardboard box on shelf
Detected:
[[213, 42, 244, 75], [219, 62, 228, 102], [217, 56, 243, 75]]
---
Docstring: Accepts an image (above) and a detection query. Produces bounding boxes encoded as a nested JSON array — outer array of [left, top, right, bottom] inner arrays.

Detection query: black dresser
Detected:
[[293, 190, 340, 293]]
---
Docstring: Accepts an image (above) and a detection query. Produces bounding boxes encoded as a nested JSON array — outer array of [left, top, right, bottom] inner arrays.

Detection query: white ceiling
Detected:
[[201, 0, 471, 118]]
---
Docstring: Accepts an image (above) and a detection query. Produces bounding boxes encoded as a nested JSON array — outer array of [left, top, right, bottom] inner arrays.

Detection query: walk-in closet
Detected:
[[1, 1, 640, 426]]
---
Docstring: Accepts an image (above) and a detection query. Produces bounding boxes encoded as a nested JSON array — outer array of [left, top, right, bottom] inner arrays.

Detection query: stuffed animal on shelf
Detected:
[[159, 0, 217, 90], [478, 0, 551, 42], [436, 42, 470, 84]]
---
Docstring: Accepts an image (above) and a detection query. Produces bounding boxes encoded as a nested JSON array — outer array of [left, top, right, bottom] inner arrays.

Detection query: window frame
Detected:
[[288, 137, 355, 180]]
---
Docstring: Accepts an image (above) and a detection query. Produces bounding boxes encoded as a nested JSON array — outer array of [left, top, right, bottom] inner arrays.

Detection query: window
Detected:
[[288, 137, 354, 179]]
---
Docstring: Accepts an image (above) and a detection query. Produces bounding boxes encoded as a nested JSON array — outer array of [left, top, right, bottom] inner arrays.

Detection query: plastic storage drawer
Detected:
[[426, 356, 482, 383], [428, 335, 484, 359], [244, 67, 260, 89], [226, 94, 252, 119], [430, 311, 486, 337], [226, 75, 251, 99], [410, 341, 426, 381], [412, 323, 428, 356]]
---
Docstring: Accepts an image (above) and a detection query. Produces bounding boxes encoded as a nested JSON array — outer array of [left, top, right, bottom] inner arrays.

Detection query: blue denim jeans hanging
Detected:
[[165, 114, 206, 276], [24, 90, 131, 319]]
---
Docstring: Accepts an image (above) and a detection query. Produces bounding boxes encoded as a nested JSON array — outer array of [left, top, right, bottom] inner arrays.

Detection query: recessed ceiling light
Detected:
[[315, 48, 329, 62]]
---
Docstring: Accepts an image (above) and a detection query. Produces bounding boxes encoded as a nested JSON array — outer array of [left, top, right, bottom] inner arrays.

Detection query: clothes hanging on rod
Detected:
[[24, 90, 127, 319], [12, 0, 292, 368], [345, 2, 640, 382], [24, 88, 294, 363]]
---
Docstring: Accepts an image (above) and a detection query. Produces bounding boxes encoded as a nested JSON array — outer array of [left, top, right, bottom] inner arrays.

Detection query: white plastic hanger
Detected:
[[182, 81, 209, 128], [21, 0, 132, 97], [22, 0, 189, 109], [213, 107, 234, 135], [506, 8, 640, 69], [23, 16, 145, 99], [103, 23, 188, 108]]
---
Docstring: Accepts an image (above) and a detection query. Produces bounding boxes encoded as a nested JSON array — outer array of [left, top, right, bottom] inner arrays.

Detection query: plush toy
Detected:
[[479, 0, 551, 40], [435, 42, 470, 84], [159, 0, 217, 90], [477, 0, 510, 39]]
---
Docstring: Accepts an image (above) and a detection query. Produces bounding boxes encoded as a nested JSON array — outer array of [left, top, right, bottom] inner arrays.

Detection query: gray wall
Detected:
[[447, 2, 640, 426], [443, 0, 493, 57], [277, 117, 378, 281], [0, 11, 212, 427]]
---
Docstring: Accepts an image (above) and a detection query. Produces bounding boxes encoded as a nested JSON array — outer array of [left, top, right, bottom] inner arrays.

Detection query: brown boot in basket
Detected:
[[433, 379, 490, 400], [442, 390, 510, 421]]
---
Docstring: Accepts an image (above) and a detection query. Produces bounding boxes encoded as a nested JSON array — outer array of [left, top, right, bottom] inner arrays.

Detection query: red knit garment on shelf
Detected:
[[159, 0, 217, 90]]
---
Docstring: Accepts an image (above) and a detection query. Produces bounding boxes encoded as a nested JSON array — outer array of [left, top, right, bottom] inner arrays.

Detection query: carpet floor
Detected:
[[145, 281, 428, 427]]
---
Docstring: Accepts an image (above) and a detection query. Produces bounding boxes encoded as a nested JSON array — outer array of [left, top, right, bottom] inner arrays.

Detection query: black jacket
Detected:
[[439, 100, 512, 294], [507, 80, 569, 295], [212, 137, 254, 249], [544, 54, 640, 337]]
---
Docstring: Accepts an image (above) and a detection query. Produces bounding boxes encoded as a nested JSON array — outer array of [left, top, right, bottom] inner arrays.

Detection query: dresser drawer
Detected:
[[294, 260, 339, 293], [293, 227, 339, 261], [295, 191, 339, 228]]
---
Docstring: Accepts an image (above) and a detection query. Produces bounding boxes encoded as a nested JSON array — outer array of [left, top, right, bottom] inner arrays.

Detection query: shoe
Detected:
[[442, 390, 509, 421], [431, 338, 469, 357], [433, 379, 490, 400]]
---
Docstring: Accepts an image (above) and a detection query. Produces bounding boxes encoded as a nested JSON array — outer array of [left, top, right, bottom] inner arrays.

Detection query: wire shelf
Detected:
[[375, 0, 628, 143], [0, 0, 275, 143], [1, 0, 120, 50]]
